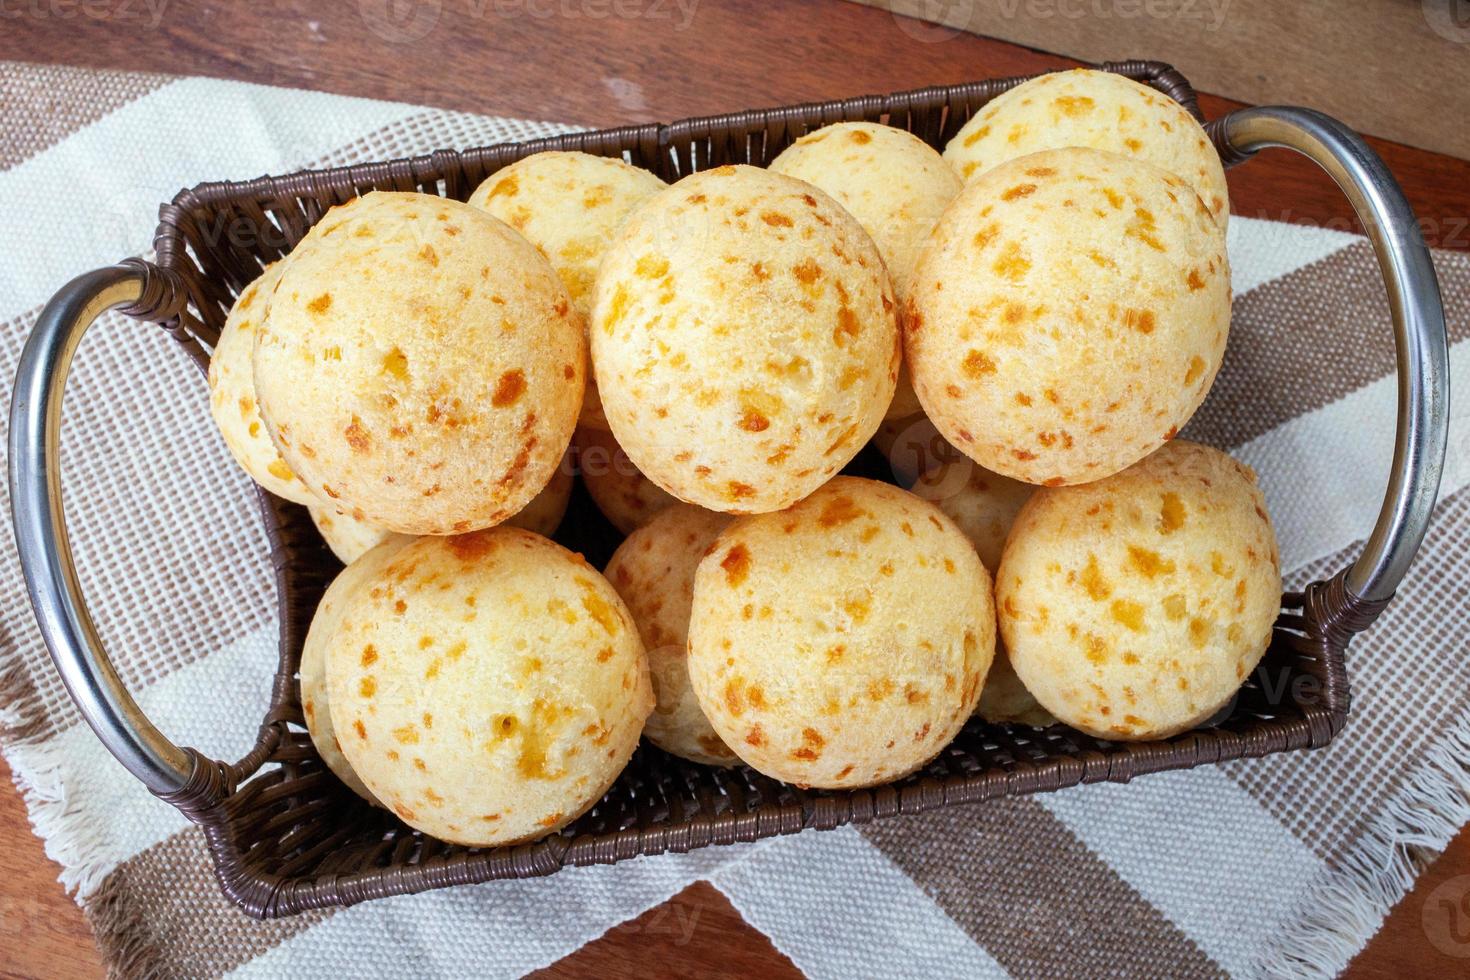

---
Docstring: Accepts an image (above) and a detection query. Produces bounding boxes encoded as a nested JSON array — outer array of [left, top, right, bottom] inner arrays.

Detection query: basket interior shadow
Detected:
[[130, 61, 1360, 918]]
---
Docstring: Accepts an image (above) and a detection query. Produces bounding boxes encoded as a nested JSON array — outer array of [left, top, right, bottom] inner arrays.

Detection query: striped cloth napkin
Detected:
[[1, 59, 1467, 979]]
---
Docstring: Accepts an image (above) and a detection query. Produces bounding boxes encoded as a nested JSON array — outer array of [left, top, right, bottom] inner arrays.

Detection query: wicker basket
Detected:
[[8, 61, 1450, 918]]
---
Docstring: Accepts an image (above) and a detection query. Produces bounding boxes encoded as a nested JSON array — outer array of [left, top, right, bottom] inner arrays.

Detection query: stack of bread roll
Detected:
[[208, 69, 1278, 849]]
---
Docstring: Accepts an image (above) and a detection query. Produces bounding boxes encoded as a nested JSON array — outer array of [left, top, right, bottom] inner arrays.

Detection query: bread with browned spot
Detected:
[[945, 68, 1229, 229], [997, 440, 1280, 740], [769, 122, 962, 420], [606, 504, 738, 766], [299, 536, 415, 805], [309, 456, 572, 564], [870, 412, 965, 486], [575, 426, 678, 534], [327, 528, 652, 846], [309, 507, 412, 566], [911, 459, 1034, 572], [208, 261, 317, 505], [468, 152, 666, 431], [498, 455, 574, 537], [975, 656, 1055, 728], [688, 477, 993, 787], [255, 191, 584, 535], [907, 147, 1230, 486], [911, 459, 1053, 727], [591, 166, 899, 513]]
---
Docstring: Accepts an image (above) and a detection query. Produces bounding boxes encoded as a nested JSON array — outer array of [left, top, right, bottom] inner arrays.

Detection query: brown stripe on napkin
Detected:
[[1185, 244, 1470, 451], [0, 637, 48, 745], [1224, 484, 1470, 863], [861, 797, 1226, 978], [87, 828, 332, 979], [0, 61, 174, 171], [1181, 242, 1470, 452]]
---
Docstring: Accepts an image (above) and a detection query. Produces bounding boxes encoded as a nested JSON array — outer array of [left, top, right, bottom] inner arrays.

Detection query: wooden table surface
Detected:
[[2, 2, 1467, 977]]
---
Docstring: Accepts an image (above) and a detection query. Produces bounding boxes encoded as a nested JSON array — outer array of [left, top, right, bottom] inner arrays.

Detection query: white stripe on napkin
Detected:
[[1, 79, 466, 318], [230, 842, 757, 980], [710, 826, 1010, 980], [1040, 769, 1323, 976], [1233, 339, 1470, 575], [1226, 216, 1357, 296]]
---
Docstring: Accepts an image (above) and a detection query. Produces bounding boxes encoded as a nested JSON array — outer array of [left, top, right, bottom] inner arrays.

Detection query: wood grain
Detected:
[[868, 0, 1470, 161], [528, 881, 803, 980], [1347, 827, 1470, 979], [0, 1, 1464, 247], [0, 2, 1465, 977], [0, 758, 104, 980]]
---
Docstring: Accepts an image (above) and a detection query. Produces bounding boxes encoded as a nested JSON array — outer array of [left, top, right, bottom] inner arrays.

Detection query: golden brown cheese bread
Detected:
[[299, 537, 415, 805], [911, 460, 1033, 573], [254, 191, 584, 535], [468, 151, 667, 431], [591, 165, 899, 513], [944, 68, 1229, 229], [494, 456, 574, 538], [308, 507, 411, 566], [769, 122, 962, 420], [871, 413, 965, 487], [906, 146, 1230, 486], [688, 477, 994, 788], [974, 660, 1055, 729], [309, 456, 573, 564], [997, 441, 1281, 740], [911, 460, 1053, 727], [606, 504, 739, 766], [207, 261, 316, 505], [574, 426, 678, 534], [326, 528, 652, 846]]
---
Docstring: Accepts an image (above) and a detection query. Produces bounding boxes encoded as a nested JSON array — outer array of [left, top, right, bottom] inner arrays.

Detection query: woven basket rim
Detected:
[[122, 60, 1372, 919]]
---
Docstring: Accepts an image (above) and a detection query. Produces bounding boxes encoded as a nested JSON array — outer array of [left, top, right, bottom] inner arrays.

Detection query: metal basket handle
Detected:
[[9, 264, 195, 795], [7, 107, 1451, 799], [1213, 106, 1450, 605]]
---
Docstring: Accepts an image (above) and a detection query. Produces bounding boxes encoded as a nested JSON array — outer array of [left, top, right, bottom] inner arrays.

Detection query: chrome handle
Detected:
[[8, 264, 195, 795], [1216, 106, 1451, 605]]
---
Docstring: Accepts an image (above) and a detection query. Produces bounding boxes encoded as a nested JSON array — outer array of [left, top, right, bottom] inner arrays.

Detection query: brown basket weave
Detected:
[[98, 61, 1387, 917]]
